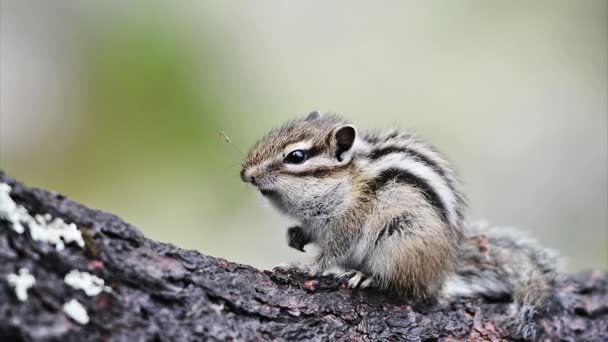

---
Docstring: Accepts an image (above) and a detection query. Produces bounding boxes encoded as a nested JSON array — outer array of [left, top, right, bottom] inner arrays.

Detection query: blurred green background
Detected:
[[1, 1, 606, 271]]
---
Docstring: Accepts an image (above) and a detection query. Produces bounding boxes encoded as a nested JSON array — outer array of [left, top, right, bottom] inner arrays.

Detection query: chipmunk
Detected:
[[240, 111, 559, 339]]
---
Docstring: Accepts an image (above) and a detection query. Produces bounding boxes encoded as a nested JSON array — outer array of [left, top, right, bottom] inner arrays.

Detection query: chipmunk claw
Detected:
[[347, 271, 366, 288], [360, 277, 376, 288]]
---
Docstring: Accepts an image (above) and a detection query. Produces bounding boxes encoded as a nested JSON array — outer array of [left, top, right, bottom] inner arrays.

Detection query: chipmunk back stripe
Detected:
[[369, 146, 446, 176], [364, 151, 458, 228], [368, 145, 457, 193], [369, 168, 449, 224]]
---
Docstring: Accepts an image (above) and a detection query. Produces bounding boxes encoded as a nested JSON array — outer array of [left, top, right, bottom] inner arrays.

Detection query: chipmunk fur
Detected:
[[240, 111, 559, 339]]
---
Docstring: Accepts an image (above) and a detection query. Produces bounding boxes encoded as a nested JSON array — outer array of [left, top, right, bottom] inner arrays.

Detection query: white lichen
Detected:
[[0, 183, 85, 251], [28, 214, 85, 251], [64, 269, 112, 296], [6, 268, 36, 302], [62, 298, 89, 325], [0, 183, 28, 233]]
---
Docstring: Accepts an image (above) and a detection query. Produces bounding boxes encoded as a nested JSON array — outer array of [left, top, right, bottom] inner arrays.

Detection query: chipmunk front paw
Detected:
[[287, 226, 310, 252]]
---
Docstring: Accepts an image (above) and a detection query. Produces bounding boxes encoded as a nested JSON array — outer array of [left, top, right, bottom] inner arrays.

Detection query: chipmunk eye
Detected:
[[284, 150, 307, 164]]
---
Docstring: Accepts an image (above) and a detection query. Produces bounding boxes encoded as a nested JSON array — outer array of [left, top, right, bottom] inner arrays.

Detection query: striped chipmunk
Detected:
[[240, 111, 560, 339]]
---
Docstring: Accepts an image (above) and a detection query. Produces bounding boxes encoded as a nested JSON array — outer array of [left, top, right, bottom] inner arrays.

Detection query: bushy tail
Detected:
[[443, 223, 561, 340]]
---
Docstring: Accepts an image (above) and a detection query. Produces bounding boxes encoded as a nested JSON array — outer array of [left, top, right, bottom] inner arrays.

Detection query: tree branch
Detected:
[[0, 171, 606, 341]]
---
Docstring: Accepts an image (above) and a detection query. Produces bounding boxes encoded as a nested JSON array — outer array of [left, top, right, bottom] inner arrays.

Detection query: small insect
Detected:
[[219, 131, 232, 144], [218, 131, 243, 157]]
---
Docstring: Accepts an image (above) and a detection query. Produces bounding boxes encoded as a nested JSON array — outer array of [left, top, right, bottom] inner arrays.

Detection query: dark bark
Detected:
[[0, 171, 606, 341]]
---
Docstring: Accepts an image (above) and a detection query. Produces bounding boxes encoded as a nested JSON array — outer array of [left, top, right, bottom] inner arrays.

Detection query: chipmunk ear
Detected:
[[305, 110, 321, 121], [333, 125, 357, 162]]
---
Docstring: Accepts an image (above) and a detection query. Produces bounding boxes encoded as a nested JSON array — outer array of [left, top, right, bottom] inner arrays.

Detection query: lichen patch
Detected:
[[0, 183, 84, 251], [0, 183, 28, 234], [7, 268, 36, 302], [64, 269, 112, 296], [62, 299, 89, 325]]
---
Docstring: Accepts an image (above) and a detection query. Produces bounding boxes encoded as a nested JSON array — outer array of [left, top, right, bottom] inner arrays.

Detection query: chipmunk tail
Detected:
[[443, 223, 562, 340]]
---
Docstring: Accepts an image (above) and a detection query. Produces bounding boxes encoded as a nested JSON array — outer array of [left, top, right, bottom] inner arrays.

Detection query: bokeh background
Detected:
[[1, 1, 606, 272]]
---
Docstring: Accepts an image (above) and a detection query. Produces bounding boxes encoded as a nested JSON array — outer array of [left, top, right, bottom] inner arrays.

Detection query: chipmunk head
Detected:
[[241, 111, 361, 220]]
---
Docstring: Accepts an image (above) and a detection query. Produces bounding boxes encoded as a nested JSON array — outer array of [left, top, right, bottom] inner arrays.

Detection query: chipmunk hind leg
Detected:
[[370, 223, 456, 299]]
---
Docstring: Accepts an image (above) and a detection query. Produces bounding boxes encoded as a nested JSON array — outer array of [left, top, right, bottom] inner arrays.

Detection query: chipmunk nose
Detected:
[[240, 168, 256, 184], [240, 169, 248, 182]]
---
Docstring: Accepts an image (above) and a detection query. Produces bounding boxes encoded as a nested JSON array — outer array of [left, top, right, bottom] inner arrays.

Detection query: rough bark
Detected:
[[0, 171, 606, 341]]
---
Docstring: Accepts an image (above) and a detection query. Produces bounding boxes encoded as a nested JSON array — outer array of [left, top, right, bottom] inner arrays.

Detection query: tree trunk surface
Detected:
[[0, 172, 606, 341]]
